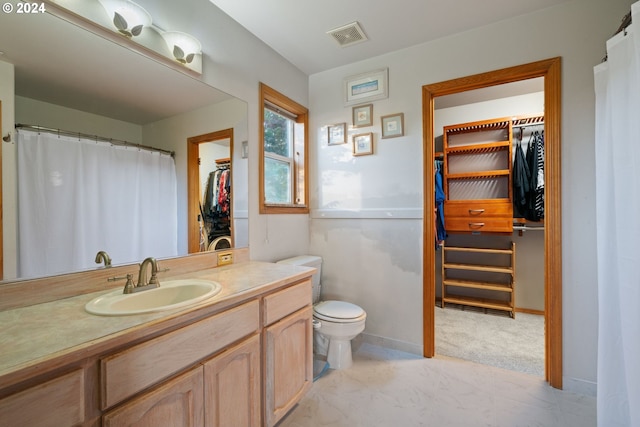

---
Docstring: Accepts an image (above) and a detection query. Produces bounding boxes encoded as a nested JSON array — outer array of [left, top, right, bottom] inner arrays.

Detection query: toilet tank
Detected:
[[277, 255, 322, 303]]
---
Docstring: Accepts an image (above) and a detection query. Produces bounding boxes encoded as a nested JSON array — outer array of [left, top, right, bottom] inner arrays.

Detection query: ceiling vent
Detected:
[[327, 22, 368, 48]]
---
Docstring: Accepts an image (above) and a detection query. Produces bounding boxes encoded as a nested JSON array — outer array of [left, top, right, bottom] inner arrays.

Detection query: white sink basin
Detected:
[[85, 279, 222, 316]]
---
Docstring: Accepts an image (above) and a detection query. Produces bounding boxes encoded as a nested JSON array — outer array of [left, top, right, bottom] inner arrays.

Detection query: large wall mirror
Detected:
[[0, 3, 248, 281]]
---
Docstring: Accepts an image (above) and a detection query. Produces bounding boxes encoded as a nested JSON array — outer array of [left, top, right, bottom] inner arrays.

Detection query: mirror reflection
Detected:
[[0, 5, 248, 281]]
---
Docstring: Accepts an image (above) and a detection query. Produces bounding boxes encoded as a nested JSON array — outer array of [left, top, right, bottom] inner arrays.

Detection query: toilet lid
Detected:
[[314, 300, 365, 320]]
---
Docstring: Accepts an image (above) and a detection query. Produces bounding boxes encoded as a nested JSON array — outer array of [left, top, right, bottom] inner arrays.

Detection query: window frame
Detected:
[[259, 83, 309, 214]]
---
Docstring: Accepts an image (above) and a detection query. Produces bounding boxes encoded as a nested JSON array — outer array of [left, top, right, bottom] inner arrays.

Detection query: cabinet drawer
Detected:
[[0, 369, 85, 427], [101, 300, 260, 409], [444, 201, 512, 218], [263, 280, 311, 326], [445, 218, 513, 233]]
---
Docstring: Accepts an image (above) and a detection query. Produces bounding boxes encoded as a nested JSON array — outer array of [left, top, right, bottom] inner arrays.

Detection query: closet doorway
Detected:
[[422, 58, 562, 389], [187, 128, 234, 254]]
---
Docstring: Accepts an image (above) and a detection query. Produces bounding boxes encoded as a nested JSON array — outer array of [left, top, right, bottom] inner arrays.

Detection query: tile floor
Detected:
[[277, 343, 596, 427]]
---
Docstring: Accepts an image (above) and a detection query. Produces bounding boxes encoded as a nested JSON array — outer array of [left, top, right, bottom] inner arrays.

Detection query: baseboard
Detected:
[[355, 332, 423, 356], [435, 299, 544, 316], [563, 376, 597, 397], [515, 307, 545, 316]]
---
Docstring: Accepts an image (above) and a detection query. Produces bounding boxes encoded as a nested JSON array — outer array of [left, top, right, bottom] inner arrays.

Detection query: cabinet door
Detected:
[[203, 334, 261, 427], [103, 367, 204, 427], [264, 306, 313, 427]]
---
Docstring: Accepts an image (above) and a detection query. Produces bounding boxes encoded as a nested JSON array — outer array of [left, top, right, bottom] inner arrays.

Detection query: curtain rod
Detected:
[[15, 124, 175, 157]]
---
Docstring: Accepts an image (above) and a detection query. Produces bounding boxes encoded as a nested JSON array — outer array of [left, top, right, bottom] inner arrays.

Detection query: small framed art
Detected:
[[352, 103, 373, 128], [381, 113, 404, 139], [327, 123, 347, 145], [353, 132, 373, 156], [343, 68, 389, 106]]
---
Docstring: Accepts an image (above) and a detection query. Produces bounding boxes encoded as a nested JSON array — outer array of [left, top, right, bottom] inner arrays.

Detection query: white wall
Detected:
[[135, 0, 311, 262], [142, 97, 249, 252], [309, 0, 633, 395], [15, 97, 143, 143]]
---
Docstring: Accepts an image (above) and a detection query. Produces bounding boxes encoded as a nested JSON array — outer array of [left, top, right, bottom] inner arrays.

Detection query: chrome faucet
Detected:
[[95, 251, 112, 267]]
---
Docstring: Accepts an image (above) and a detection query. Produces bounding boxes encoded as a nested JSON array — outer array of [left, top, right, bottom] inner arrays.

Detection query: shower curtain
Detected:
[[17, 130, 178, 278], [594, 2, 640, 425]]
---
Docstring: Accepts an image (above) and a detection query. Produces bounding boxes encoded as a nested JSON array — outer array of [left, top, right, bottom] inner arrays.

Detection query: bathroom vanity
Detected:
[[0, 251, 314, 427]]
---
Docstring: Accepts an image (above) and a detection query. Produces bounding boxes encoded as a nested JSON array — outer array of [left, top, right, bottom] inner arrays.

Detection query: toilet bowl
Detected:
[[313, 300, 366, 370], [276, 255, 367, 371]]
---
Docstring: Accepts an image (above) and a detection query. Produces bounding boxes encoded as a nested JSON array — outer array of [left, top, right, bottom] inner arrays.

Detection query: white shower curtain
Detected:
[[17, 130, 178, 278], [594, 2, 640, 425]]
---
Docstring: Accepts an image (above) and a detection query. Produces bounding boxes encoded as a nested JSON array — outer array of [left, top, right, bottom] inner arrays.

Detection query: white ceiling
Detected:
[[209, 0, 571, 76]]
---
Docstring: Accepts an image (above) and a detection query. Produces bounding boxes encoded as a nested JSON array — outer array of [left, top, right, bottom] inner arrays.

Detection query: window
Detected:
[[259, 83, 309, 213]]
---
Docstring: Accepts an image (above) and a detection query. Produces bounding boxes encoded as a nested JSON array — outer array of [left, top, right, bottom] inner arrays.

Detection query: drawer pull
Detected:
[[468, 209, 485, 215], [468, 222, 485, 229]]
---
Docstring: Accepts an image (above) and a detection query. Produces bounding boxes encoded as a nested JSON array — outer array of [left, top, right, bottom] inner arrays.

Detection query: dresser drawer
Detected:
[[445, 217, 513, 233], [444, 200, 512, 218], [101, 299, 260, 409], [0, 369, 85, 427], [263, 280, 311, 326]]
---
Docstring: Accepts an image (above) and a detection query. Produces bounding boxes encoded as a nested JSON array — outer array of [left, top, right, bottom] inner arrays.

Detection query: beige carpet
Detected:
[[435, 305, 545, 376]]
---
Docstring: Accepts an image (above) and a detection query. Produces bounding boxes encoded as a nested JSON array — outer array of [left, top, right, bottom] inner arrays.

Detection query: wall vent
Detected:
[[327, 22, 368, 48]]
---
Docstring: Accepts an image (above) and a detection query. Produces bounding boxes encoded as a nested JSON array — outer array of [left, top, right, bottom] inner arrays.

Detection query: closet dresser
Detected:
[[440, 117, 516, 317]]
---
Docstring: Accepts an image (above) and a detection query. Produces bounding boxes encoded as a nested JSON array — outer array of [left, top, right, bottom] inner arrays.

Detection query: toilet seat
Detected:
[[313, 300, 365, 323]]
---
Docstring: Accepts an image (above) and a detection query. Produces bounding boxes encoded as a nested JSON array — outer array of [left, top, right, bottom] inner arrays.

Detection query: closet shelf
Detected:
[[442, 295, 513, 312], [441, 242, 516, 318], [442, 116, 513, 234], [444, 246, 513, 255], [445, 118, 511, 134], [442, 278, 513, 293], [443, 262, 513, 274], [446, 170, 510, 180], [512, 115, 544, 127], [445, 141, 510, 155]]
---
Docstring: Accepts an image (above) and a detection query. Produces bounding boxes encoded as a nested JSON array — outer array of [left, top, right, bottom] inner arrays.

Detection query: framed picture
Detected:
[[352, 104, 373, 128], [343, 68, 389, 106], [381, 113, 404, 139], [327, 123, 347, 145], [353, 132, 373, 156]]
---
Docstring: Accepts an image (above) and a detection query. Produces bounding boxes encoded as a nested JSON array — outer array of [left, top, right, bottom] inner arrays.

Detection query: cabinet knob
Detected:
[[468, 209, 485, 215]]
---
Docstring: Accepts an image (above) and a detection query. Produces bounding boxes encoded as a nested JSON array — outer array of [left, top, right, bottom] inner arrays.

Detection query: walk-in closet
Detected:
[[433, 79, 545, 376]]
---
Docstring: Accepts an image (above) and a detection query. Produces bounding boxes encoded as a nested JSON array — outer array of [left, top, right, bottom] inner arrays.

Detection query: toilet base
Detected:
[[327, 338, 354, 370]]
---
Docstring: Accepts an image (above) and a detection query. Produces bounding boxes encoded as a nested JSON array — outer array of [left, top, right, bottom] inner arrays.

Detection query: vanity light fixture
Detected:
[[97, 0, 152, 38], [161, 31, 202, 65]]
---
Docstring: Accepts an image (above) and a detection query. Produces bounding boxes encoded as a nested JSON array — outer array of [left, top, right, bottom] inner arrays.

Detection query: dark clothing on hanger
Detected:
[[513, 141, 531, 218]]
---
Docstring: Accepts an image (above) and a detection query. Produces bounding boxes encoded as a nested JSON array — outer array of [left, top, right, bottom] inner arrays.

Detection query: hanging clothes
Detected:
[[525, 130, 544, 221], [202, 164, 231, 247], [512, 138, 531, 218], [434, 160, 447, 247]]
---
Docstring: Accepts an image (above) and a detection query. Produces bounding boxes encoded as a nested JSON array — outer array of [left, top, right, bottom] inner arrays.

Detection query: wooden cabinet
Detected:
[[101, 300, 260, 409], [443, 117, 513, 234], [0, 369, 85, 427], [103, 367, 204, 427], [0, 266, 314, 427], [263, 281, 313, 427], [203, 333, 261, 427], [441, 242, 516, 317]]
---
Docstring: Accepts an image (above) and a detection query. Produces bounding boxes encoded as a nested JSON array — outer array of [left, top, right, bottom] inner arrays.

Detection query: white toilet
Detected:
[[277, 255, 366, 370]]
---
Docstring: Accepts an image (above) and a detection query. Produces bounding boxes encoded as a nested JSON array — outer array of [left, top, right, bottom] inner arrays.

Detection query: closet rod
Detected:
[[15, 123, 175, 157], [514, 122, 544, 130]]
